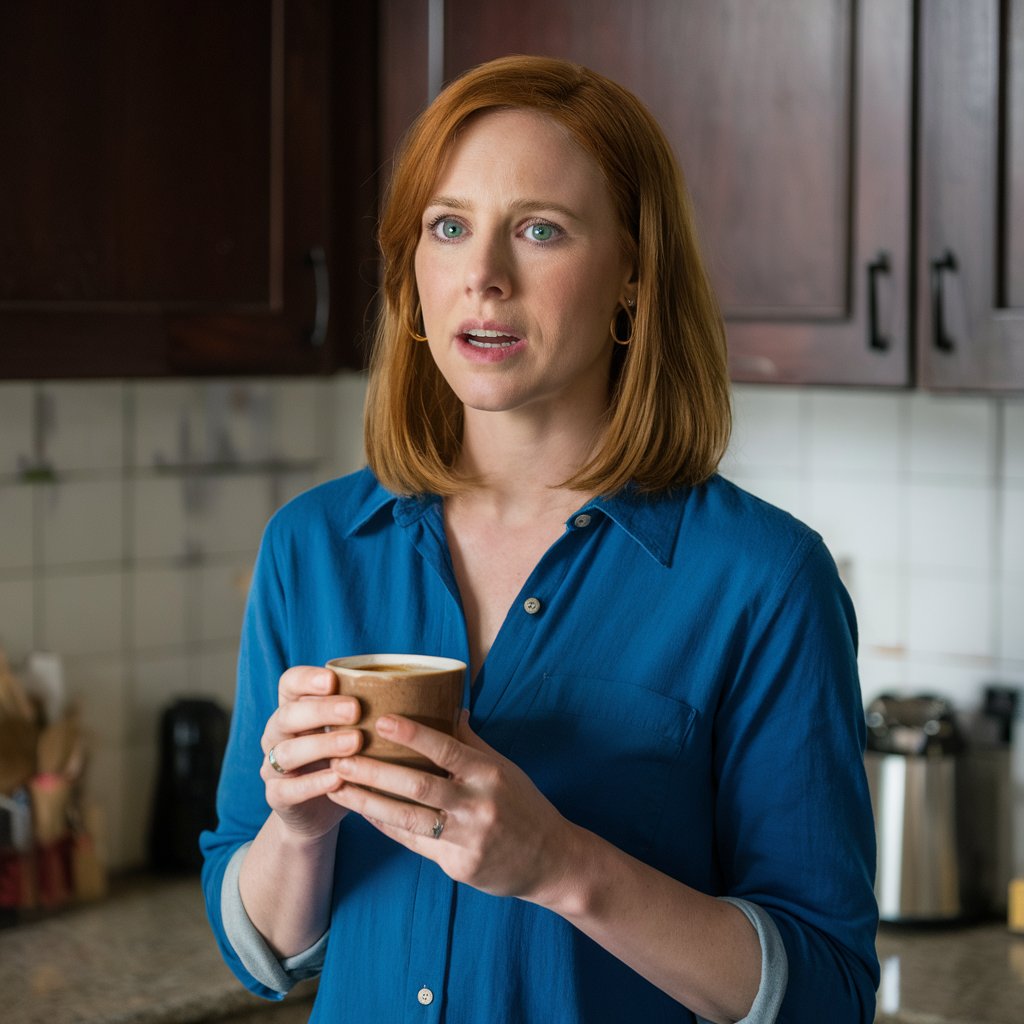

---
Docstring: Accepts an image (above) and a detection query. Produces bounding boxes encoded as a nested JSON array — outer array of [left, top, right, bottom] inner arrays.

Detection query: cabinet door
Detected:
[[0, 0, 374, 378], [918, 0, 1024, 391], [389, 0, 912, 386]]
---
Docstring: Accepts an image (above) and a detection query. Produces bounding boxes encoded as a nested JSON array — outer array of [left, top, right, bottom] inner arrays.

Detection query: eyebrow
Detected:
[[425, 195, 583, 222]]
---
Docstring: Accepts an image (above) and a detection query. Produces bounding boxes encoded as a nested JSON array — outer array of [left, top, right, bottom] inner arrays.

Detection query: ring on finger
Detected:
[[430, 815, 445, 840], [267, 745, 288, 775]]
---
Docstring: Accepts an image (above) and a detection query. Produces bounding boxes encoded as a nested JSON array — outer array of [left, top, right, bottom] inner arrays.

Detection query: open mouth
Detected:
[[462, 328, 521, 349]]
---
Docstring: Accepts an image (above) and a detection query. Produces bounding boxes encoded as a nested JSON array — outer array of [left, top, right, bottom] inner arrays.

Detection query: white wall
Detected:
[[0, 374, 1021, 868]]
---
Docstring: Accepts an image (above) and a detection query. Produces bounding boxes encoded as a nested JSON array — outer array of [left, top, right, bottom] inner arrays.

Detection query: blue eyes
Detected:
[[427, 217, 560, 243], [525, 223, 555, 242], [434, 218, 464, 239]]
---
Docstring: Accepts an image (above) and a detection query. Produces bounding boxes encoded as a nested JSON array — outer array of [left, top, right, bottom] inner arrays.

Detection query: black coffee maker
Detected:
[[149, 698, 229, 872]]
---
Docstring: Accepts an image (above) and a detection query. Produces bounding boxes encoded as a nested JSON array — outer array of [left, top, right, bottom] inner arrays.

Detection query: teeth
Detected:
[[465, 328, 518, 348], [466, 329, 514, 339]]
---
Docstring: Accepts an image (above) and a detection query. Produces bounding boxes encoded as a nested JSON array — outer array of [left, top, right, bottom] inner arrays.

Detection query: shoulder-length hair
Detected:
[[365, 55, 731, 497]]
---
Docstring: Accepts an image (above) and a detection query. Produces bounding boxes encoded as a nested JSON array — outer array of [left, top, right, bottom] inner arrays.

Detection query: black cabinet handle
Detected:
[[307, 245, 329, 347], [930, 249, 957, 353], [867, 251, 891, 351]]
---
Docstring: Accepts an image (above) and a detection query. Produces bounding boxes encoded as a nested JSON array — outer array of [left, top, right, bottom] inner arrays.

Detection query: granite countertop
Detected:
[[4, 873, 1023, 1023], [875, 921, 1024, 1024], [1, 875, 314, 1024]]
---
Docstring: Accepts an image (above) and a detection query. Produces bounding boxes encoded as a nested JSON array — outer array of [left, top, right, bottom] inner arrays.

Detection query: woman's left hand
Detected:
[[327, 711, 579, 906]]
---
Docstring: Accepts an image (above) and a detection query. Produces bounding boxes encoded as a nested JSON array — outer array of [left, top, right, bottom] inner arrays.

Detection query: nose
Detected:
[[464, 230, 513, 299]]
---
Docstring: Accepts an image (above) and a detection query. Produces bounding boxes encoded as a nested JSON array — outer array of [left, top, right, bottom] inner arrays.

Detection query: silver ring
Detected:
[[267, 745, 287, 775], [430, 817, 445, 840]]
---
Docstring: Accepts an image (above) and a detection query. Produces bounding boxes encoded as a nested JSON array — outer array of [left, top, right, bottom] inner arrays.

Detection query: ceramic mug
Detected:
[[325, 654, 466, 774]]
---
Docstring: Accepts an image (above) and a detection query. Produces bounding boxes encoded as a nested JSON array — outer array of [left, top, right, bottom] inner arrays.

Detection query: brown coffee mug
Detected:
[[325, 654, 466, 774]]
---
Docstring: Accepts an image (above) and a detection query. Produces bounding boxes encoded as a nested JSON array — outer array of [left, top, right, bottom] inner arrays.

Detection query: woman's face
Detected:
[[414, 108, 635, 426]]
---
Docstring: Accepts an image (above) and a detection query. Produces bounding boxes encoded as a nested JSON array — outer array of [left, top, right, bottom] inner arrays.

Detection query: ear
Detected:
[[621, 264, 639, 307]]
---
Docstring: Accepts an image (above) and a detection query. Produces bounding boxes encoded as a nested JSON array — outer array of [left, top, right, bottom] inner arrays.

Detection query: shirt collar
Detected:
[[584, 486, 688, 567], [344, 478, 440, 537], [344, 474, 690, 568]]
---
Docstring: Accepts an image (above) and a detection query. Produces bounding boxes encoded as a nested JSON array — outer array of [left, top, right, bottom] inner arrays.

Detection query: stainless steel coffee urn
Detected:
[[865, 694, 1011, 923]]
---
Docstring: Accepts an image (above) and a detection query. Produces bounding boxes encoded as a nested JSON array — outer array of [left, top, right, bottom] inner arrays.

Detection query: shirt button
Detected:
[[523, 596, 542, 615], [573, 513, 592, 528], [417, 987, 434, 1006]]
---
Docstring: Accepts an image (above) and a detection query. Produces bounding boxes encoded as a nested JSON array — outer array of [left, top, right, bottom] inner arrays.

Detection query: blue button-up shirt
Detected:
[[201, 469, 879, 1022]]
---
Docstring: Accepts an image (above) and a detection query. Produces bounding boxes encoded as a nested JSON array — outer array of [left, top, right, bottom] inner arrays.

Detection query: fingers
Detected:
[[278, 665, 337, 703], [331, 752, 451, 809], [266, 693, 361, 748], [264, 726, 363, 777], [328, 770, 449, 842], [372, 714, 475, 774]]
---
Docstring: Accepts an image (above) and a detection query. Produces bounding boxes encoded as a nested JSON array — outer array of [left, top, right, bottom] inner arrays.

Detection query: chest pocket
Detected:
[[505, 673, 698, 859]]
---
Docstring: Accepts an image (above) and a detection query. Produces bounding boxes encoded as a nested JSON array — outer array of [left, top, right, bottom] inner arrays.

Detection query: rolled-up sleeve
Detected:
[[713, 536, 879, 1021]]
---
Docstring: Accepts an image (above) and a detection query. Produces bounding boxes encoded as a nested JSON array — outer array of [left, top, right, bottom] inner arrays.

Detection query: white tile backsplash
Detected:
[[809, 477, 903, 565], [1000, 580, 1024, 661], [132, 477, 191, 560], [0, 384, 35, 478], [0, 578, 35, 662], [195, 644, 242, 710], [66, 654, 127, 744], [40, 571, 124, 657], [1003, 399, 1024, 481], [131, 567, 189, 650], [907, 573, 995, 660], [1002, 484, 1024, 578], [907, 393, 997, 480], [0, 485, 35, 570], [130, 381, 204, 469], [190, 475, 272, 557], [857, 649, 909, 706], [196, 561, 252, 643], [39, 479, 125, 567], [848, 564, 906, 653], [83, 744, 129, 871], [42, 382, 125, 472], [725, 385, 804, 473], [807, 389, 905, 477], [907, 481, 994, 573], [129, 652, 196, 737], [274, 379, 330, 462], [4, 373, 1023, 874], [330, 371, 369, 478]]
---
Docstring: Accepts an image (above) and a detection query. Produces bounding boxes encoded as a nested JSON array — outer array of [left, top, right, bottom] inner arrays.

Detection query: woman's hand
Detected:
[[258, 666, 365, 841], [327, 712, 580, 906]]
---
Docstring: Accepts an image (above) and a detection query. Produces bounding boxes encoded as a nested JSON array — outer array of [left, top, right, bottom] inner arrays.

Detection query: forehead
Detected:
[[430, 107, 611, 204]]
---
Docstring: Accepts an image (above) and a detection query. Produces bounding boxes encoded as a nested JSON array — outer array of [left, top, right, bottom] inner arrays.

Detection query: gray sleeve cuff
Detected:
[[696, 897, 788, 1024], [221, 842, 329, 994]]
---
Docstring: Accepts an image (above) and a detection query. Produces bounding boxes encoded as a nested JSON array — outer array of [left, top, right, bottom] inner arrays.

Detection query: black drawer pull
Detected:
[[307, 245, 330, 347], [867, 251, 891, 352], [930, 249, 957, 353]]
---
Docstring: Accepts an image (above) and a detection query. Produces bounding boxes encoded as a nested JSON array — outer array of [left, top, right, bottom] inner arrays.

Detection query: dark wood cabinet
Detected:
[[0, 0, 377, 378], [917, 0, 1024, 391], [383, 0, 914, 387]]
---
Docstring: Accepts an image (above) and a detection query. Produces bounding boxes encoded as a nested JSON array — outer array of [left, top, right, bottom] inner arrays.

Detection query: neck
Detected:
[[454, 406, 605, 518]]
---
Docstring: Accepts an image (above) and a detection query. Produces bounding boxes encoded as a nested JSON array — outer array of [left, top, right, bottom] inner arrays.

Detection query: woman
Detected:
[[201, 56, 879, 1023]]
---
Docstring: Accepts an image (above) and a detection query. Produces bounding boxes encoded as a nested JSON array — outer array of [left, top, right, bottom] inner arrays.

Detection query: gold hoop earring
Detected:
[[407, 300, 428, 342], [610, 298, 635, 345]]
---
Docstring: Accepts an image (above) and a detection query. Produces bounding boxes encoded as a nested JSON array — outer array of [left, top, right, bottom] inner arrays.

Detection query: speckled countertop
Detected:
[[3, 874, 1023, 1023], [1, 875, 314, 1024], [875, 921, 1024, 1024]]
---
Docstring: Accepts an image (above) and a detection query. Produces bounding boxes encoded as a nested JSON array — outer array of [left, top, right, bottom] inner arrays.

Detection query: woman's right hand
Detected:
[[258, 666, 364, 841]]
